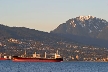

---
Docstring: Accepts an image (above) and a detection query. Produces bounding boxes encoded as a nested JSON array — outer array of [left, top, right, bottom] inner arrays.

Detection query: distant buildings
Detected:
[[0, 38, 108, 61]]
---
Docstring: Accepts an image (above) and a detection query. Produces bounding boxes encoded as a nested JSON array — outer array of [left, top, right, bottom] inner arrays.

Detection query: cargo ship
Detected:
[[12, 51, 63, 62]]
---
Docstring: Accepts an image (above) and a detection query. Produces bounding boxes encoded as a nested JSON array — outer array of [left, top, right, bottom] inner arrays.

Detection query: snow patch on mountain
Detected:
[[67, 15, 108, 34]]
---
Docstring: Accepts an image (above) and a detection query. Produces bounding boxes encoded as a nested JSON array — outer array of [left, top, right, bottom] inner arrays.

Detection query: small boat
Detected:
[[0, 58, 8, 60], [0, 54, 11, 60], [12, 51, 63, 62]]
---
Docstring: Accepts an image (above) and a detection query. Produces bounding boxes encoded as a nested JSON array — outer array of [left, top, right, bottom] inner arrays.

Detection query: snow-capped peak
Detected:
[[77, 15, 94, 21], [66, 15, 108, 35]]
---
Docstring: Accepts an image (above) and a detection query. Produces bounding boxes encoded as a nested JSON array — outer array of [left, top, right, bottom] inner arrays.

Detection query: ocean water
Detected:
[[0, 61, 108, 72]]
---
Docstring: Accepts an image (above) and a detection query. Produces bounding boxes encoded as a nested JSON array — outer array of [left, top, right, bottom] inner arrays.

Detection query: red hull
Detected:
[[12, 57, 63, 62], [0, 58, 8, 60]]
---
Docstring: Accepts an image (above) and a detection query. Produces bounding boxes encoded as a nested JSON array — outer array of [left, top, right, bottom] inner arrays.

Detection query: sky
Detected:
[[0, 0, 108, 32]]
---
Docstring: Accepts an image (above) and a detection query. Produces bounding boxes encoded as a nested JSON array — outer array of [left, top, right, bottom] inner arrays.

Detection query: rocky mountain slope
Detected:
[[51, 15, 108, 47]]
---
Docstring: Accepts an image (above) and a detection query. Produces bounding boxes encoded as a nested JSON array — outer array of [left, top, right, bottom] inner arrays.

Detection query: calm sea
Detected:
[[0, 61, 108, 72]]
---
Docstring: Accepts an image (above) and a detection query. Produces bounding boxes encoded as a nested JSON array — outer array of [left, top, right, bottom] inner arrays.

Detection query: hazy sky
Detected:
[[0, 0, 108, 32]]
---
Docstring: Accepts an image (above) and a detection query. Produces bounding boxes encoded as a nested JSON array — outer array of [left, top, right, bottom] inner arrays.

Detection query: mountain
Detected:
[[0, 24, 75, 44], [98, 26, 108, 40], [1, 15, 108, 48], [51, 15, 108, 47], [1, 24, 108, 61]]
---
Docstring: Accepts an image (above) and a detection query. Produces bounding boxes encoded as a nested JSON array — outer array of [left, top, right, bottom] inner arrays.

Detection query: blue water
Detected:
[[0, 61, 108, 72]]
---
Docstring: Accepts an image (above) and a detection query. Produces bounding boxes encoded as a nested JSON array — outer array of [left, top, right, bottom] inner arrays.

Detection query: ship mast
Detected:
[[0, 53, 1, 58], [34, 52, 36, 58], [55, 53, 57, 59], [24, 50, 26, 57], [45, 52, 46, 58], [57, 50, 58, 55]]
